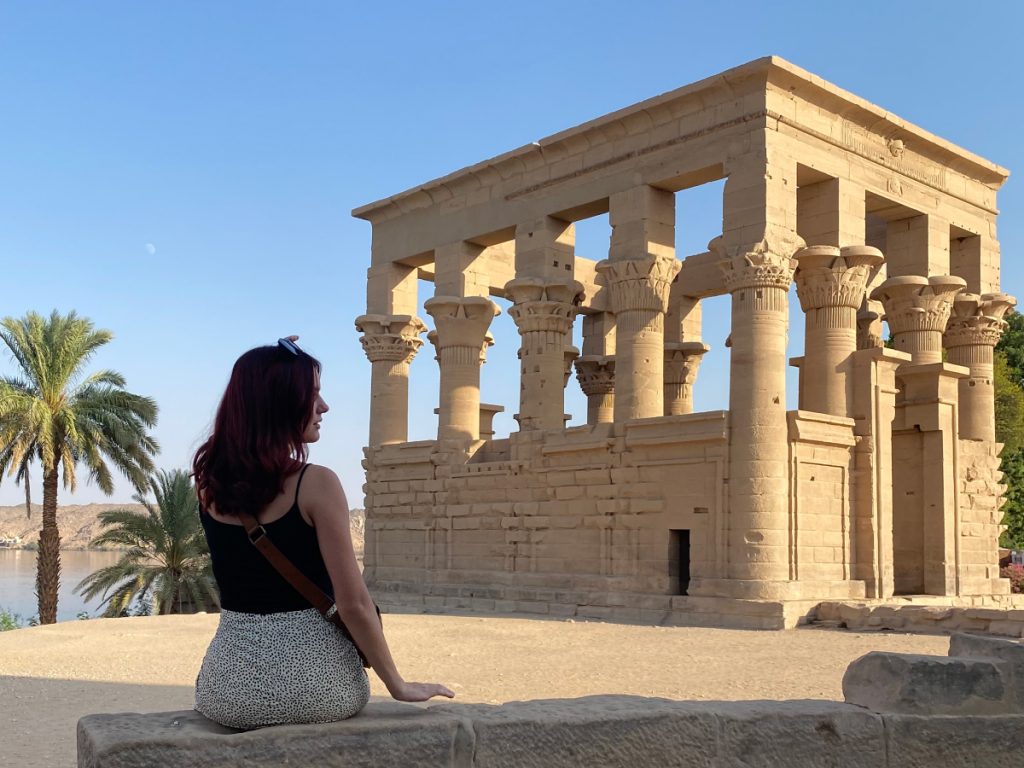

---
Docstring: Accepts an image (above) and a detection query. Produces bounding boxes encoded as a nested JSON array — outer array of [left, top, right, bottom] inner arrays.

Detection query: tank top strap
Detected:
[[293, 463, 312, 507]]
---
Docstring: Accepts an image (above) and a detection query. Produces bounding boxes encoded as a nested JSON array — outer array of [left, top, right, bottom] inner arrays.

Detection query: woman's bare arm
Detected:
[[303, 464, 454, 702]]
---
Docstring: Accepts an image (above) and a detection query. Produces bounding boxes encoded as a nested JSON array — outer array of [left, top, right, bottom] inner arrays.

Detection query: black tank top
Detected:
[[200, 465, 334, 613]]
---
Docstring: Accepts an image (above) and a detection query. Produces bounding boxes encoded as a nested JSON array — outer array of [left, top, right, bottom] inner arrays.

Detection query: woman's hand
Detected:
[[389, 680, 456, 702]]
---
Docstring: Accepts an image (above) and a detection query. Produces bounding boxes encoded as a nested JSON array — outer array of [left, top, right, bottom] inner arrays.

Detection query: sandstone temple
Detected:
[[352, 57, 1015, 628]]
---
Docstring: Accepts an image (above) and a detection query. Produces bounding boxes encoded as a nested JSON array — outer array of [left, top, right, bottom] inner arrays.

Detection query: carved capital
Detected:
[[856, 308, 885, 350], [355, 314, 427, 364], [574, 355, 615, 396], [563, 346, 580, 388], [663, 341, 710, 386], [870, 275, 966, 336], [424, 296, 500, 356], [713, 237, 799, 293], [794, 245, 884, 312], [595, 254, 680, 314], [944, 292, 1017, 349], [505, 277, 584, 335]]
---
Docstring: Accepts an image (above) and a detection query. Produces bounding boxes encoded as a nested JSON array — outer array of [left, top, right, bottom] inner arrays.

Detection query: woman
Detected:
[[192, 337, 453, 729]]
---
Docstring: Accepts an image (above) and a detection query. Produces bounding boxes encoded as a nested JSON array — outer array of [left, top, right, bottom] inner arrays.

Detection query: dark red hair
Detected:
[[192, 344, 321, 517]]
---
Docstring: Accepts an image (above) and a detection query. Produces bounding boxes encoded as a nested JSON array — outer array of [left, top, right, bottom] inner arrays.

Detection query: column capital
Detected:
[[595, 254, 680, 314], [712, 236, 800, 293], [574, 355, 615, 396], [427, 329, 495, 363], [944, 292, 1017, 349], [424, 296, 500, 353], [563, 346, 580, 388], [856, 308, 885, 350], [794, 245, 884, 312], [355, 314, 427, 364], [870, 275, 966, 336], [663, 341, 710, 385], [505, 277, 584, 335]]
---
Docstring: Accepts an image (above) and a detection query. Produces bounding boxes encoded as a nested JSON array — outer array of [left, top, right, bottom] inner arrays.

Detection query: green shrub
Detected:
[[0, 607, 23, 631]]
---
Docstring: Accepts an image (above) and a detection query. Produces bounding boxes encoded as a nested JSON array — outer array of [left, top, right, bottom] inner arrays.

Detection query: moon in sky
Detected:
[[145, 243, 157, 255]]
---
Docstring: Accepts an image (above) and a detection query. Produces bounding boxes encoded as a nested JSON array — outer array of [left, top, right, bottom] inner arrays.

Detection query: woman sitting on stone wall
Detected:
[[192, 336, 453, 729]]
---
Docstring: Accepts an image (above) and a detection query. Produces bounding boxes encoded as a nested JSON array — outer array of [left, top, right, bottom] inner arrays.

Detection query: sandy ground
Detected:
[[0, 612, 949, 767]]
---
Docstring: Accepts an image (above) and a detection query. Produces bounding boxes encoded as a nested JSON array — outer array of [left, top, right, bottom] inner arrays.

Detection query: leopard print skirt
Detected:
[[194, 608, 370, 729]]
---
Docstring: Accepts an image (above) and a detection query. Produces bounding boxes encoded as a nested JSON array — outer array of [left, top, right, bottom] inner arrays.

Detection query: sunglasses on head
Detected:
[[277, 338, 301, 356]]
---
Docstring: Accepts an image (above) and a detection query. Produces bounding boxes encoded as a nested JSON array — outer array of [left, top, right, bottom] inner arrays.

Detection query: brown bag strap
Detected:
[[236, 510, 338, 620]]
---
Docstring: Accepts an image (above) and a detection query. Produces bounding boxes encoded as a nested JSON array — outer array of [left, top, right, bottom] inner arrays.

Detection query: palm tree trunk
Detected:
[[170, 575, 181, 615], [36, 466, 61, 624], [24, 460, 32, 519]]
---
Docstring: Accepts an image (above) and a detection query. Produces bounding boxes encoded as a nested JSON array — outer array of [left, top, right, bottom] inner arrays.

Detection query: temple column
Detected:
[[870, 275, 967, 364], [355, 314, 427, 446], [505, 277, 583, 431], [944, 293, 1017, 441], [872, 275, 968, 596], [596, 253, 679, 420], [793, 245, 883, 417], [595, 186, 678, 421], [717, 237, 800, 583], [664, 342, 709, 415], [424, 296, 500, 442], [575, 356, 615, 424]]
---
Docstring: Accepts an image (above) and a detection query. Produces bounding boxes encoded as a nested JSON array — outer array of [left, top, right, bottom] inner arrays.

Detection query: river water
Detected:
[[0, 549, 124, 623]]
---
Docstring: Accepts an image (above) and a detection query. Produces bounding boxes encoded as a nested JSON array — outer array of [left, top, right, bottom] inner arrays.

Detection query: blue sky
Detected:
[[1, 2, 1022, 506]]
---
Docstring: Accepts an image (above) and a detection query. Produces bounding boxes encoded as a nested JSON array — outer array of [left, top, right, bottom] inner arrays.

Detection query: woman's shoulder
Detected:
[[299, 464, 347, 499], [302, 463, 341, 484]]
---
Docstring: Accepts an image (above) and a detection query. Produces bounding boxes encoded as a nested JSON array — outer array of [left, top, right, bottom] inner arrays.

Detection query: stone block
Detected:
[[843, 651, 1010, 715], [460, 696, 716, 768], [77, 705, 468, 768], [715, 700, 884, 768], [949, 633, 1024, 709], [555, 486, 584, 501], [883, 713, 1024, 768]]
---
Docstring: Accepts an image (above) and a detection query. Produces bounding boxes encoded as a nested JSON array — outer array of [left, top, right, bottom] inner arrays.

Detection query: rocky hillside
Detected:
[[0, 503, 147, 549], [0, 504, 366, 555]]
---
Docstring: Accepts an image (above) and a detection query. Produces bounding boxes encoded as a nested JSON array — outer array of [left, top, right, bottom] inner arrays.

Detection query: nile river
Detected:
[[0, 549, 124, 623]]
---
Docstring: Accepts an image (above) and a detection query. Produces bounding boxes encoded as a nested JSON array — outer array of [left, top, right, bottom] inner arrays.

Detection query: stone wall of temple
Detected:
[[363, 413, 734, 622], [958, 439, 1009, 595]]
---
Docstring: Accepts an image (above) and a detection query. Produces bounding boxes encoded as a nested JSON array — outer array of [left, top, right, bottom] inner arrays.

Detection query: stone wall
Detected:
[[364, 412, 749, 624], [78, 695, 1024, 768], [815, 597, 1024, 636], [787, 411, 859, 589], [959, 439, 1009, 595]]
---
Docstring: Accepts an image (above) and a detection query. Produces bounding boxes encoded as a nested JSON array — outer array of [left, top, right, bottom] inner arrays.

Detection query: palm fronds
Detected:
[[76, 469, 218, 617]]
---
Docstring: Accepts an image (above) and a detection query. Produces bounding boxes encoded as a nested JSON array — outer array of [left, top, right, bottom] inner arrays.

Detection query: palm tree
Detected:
[[76, 469, 218, 616], [0, 310, 158, 623]]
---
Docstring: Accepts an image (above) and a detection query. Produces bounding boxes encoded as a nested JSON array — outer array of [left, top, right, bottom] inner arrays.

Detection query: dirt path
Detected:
[[0, 613, 950, 767]]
